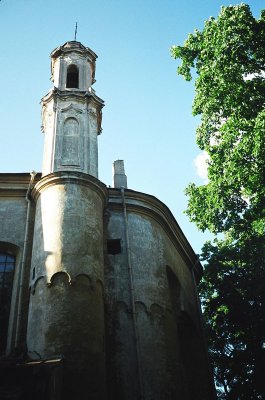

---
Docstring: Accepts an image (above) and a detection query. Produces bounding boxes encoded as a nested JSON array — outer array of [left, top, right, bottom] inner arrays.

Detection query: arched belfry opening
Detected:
[[66, 64, 79, 88]]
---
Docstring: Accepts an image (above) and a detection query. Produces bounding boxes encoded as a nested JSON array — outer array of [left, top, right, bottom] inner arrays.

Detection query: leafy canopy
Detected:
[[171, 4, 265, 235], [171, 4, 265, 399]]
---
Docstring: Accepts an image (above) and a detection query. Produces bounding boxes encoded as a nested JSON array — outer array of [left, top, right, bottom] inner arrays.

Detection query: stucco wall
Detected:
[[104, 188, 212, 400], [27, 172, 107, 400], [0, 174, 39, 355]]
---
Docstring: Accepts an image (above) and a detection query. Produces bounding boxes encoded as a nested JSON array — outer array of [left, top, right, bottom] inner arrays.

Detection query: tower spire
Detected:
[[74, 22, 77, 41]]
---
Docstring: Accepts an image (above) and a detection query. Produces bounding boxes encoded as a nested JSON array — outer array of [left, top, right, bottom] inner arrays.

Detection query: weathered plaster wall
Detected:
[[0, 174, 40, 355], [27, 172, 107, 400], [41, 95, 100, 177], [0, 197, 27, 247], [104, 189, 213, 400]]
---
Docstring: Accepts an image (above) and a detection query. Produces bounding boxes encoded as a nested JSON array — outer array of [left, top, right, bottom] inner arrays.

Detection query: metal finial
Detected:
[[74, 22, 78, 41]]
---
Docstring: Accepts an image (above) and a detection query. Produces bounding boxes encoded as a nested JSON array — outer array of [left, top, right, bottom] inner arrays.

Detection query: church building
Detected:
[[0, 41, 216, 399]]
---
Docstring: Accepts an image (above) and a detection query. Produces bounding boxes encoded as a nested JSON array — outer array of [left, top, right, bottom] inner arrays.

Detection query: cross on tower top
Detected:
[[74, 22, 78, 41]]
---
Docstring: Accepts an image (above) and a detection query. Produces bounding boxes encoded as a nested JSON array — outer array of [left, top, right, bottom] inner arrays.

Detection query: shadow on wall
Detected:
[[167, 265, 209, 400]]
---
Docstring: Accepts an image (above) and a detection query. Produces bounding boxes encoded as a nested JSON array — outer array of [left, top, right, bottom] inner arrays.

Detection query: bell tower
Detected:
[[27, 41, 107, 400], [41, 41, 104, 177]]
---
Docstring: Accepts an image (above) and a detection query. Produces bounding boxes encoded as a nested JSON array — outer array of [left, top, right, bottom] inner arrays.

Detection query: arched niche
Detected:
[[61, 117, 80, 166]]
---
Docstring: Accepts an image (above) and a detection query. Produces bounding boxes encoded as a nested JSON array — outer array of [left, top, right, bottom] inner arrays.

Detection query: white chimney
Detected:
[[112, 160, 127, 188]]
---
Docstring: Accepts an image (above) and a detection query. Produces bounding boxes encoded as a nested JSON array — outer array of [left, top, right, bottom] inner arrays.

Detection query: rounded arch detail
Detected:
[[61, 117, 80, 166], [66, 64, 79, 88], [73, 273, 92, 289], [49, 271, 71, 287]]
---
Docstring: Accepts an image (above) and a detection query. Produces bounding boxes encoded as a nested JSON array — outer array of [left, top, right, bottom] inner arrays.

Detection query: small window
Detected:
[[0, 253, 16, 354], [66, 64, 79, 88], [107, 239, 121, 255]]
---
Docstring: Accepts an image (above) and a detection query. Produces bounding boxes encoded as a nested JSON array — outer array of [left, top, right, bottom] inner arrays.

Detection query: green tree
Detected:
[[171, 4, 265, 399]]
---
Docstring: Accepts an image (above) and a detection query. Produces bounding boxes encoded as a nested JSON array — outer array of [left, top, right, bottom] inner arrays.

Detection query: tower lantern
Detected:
[[50, 41, 97, 90]]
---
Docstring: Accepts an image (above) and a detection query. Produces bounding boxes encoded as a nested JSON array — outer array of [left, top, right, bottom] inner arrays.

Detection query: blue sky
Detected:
[[0, 0, 263, 253]]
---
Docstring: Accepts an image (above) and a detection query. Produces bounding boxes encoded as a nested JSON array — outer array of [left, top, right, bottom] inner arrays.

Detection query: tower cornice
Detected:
[[41, 88, 104, 108], [41, 88, 104, 135], [51, 41, 97, 62], [31, 171, 108, 204]]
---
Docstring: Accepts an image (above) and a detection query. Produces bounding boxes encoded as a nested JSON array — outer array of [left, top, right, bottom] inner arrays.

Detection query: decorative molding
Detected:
[[88, 107, 97, 117], [60, 104, 83, 114], [51, 41, 98, 63], [0, 173, 41, 197], [31, 271, 103, 292], [31, 171, 108, 204], [48, 271, 72, 287]]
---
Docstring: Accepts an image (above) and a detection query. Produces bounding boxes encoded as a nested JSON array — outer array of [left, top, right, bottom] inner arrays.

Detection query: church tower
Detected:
[[26, 42, 107, 400], [41, 41, 103, 177]]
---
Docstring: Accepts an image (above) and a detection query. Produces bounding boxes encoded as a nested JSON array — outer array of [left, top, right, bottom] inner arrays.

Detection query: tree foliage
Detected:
[[171, 4, 265, 399]]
